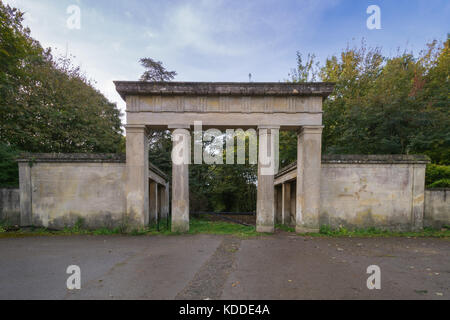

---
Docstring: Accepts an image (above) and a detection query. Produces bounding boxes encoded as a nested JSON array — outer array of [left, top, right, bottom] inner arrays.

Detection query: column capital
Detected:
[[168, 124, 191, 130], [298, 125, 324, 136], [258, 126, 280, 136], [125, 125, 150, 134], [258, 125, 281, 130]]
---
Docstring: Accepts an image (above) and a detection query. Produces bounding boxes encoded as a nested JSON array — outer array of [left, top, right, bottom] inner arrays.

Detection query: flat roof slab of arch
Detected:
[[114, 81, 335, 130]]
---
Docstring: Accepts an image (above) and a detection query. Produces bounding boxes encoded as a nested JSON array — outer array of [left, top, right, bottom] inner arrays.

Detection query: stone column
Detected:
[[282, 182, 291, 226], [296, 126, 323, 233], [149, 181, 158, 224], [256, 126, 279, 233], [170, 126, 191, 233], [19, 162, 32, 226], [125, 125, 149, 229]]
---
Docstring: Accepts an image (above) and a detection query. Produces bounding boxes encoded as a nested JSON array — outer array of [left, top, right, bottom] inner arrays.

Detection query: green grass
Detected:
[[187, 217, 260, 237], [307, 225, 450, 238], [144, 217, 261, 238], [1, 219, 449, 239], [276, 224, 450, 238], [0, 217, 262, 238], [275, 224, 296, 233]]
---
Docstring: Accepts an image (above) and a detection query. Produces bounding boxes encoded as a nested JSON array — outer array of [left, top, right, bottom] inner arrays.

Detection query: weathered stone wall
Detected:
[[424, 189, 450, 228], [28, 162, 127, 229], [0, 188, 20, 225], [17, 154, 169, 230], [275, 155, 430, 231], [320, 163, 426, 231]]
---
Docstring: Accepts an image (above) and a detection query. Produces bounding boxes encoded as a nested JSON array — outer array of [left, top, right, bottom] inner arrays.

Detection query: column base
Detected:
[[171, 220, 189, 233], [295, 226, 319, 234], [256, 225, 275, 233]]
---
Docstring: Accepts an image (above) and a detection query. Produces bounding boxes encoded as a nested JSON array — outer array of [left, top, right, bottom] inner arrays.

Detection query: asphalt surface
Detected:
[[0, 233, 448, 300]]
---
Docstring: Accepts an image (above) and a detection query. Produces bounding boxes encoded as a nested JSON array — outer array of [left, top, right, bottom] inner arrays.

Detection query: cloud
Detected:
[[7, 0, 446, 126]]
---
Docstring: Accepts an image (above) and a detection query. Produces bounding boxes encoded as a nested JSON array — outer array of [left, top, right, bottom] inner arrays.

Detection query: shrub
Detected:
[[428, 179, 450, 189], [0, 143, 20, 187], [426, 164, 450, 188]]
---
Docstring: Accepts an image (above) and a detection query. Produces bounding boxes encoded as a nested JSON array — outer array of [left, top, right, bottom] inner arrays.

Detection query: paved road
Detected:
[[0, 233, 448, 300]]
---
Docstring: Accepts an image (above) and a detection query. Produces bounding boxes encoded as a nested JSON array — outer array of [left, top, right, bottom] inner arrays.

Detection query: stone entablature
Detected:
[[125, 95, 323, 114], [115, 82, 335, 131], [114, 81, 335, 98]]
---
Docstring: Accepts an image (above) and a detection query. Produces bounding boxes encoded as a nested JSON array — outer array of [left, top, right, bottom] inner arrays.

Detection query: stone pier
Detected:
[[125, 125, 149, 229], [296, 126, 323, 233], [171, 127, 191, 232]]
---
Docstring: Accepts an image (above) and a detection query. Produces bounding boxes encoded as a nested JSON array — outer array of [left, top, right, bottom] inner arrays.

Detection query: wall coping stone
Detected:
[[276, 155, 431, 178], [114, 81, 336, 100], [17, 153, 127, 163]]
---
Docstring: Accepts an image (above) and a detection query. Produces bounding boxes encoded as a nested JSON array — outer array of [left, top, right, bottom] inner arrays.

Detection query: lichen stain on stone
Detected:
[[413, 194, 425, 205], [353, 209, 387, 227], [359, 198, 381, 206]]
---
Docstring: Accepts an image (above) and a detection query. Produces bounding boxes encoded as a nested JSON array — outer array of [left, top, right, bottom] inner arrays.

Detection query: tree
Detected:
[[0, 2, 124, 186], [280, 52, 321, 167], [281, 39, 449, 167], [139, 58, 177, 82]]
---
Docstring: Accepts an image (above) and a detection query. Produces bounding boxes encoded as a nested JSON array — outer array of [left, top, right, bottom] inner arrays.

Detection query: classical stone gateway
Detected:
[[13, 82, 444, 233], [115, 81, 335, 233]]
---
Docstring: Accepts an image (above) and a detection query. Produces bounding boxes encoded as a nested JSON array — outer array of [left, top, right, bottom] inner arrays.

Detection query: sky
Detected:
[[4, 0, 449, 121]]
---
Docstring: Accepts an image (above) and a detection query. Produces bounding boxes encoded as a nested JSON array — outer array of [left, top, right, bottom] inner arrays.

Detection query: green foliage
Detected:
[[1, 49, 124, 153], [139, 57, 177, 82], [426, 164, 450, 187], [429, 179, 450, 188], [188, 216, 258, 237], [288, 52, 321, 82], [313, 225, 450, 238], [0, 2, 124, 186], [0, 217, 260, 238], [2, 220, 448, 239], [0, 143, 19, 187], [282, 38, 450, 167], [279, 131, 297, 167], [148, 129, 258, 214], [191, 131, 257, 213], [148, 130, 173, 176]]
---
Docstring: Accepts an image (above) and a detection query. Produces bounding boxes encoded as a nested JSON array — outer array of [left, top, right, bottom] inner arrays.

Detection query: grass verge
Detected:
[[0, 217, 261, 239], [275, 224, 450, 238], [1, 219, 449, 239]]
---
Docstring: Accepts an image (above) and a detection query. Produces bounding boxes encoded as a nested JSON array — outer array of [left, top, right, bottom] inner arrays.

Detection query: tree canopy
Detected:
[[0, 2, 123, 186], [139, 58, 177, 82], [282, 38, 450, 167]]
